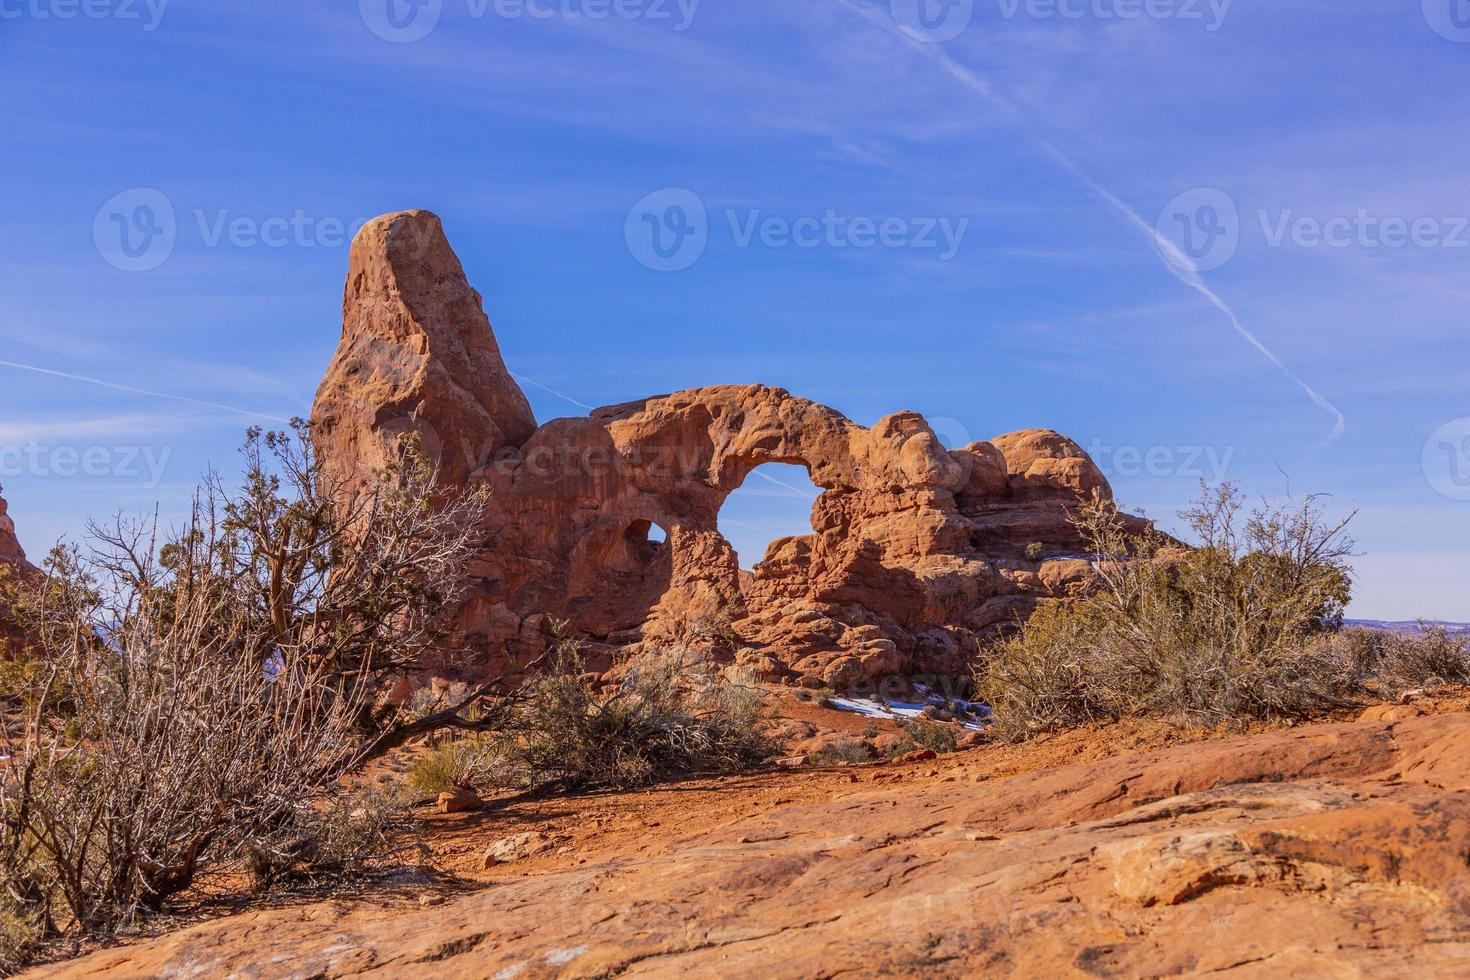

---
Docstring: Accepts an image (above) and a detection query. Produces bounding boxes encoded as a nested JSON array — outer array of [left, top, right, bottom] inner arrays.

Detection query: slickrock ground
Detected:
[[33, 696, 1470, 979]]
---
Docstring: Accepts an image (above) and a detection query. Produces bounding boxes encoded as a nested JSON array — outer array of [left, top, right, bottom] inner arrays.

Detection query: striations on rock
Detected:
[[310, 211, 1154, 688]]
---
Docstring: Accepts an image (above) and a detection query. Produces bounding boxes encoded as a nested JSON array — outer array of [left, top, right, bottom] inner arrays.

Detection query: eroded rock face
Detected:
[[0, 488, 26, 570], [313, 210, 537, 492], [312, 211, 1147, 688], [0, 487, 36, 645]]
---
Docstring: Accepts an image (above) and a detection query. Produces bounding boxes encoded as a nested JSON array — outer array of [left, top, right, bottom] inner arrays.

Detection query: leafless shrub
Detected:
[[0, 570, 366, 941], [807, 740, 875, 767], [245, 784, 418, 891], [486, 641, 773, 791], [890, 718, 959, 756], [0, 422, 490, 965], [980, 483, 1359, 738], [0, 907, 39, 976], [1315, 625, 1470, 697]]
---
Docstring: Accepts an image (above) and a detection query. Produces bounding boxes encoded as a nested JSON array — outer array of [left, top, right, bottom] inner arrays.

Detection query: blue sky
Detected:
[[1, 0, 1467, 618]]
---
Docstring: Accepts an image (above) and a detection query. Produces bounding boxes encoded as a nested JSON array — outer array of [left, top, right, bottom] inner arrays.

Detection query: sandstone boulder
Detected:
[[436, 788, 485, 814]]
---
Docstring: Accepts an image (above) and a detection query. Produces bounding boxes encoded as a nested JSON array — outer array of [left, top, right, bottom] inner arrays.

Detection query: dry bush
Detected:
[[486, 642, 773, 791], [807, 740, 875, 767], [980, 484, 1359, 738], [0, 889, 43, 976], [0, 578, 366, 943], [247, 784, 418, 891], [1315, 625, 1470, 698], [890, 718, 960, 756], [0, 422, 489, 967], [401, 736, 513, 799]]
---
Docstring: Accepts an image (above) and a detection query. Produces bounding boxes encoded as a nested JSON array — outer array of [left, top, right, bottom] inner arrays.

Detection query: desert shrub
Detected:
[[297, 786, 417, 880], [401, 735, 514, 798], [1316, 625, 1470, 697], [1024, 542, 1045, 562], [488, 644, 773, 791], [0, 638, 365, 947], [241, 783, 415, 892], [980, 484, 1358, 738], [891, 718, 959, 756], [807, 740, 875, 766], [403, 740, 470, 799], [0, 904, 41, 977], [1371, 626, 1470, 691], [0, 423, 489, 965]]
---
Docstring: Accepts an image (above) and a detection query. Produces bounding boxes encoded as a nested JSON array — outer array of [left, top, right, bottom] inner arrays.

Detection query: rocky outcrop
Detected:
[[38, 711, 1470, 978], [0, 488, 26, 571], [0, 486, 36, 646], [311, 211, 1149, 689], [313, 210, 537, 492]]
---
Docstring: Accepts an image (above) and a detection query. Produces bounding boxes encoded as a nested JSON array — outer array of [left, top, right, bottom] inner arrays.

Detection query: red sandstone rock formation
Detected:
[[0, 488, 26, 571], [313, 210, 536, 492], [0, 486, 36, 645], [312, 211, 1150, 688]]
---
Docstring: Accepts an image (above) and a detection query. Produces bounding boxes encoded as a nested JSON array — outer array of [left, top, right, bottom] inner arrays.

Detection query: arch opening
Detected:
[[621, 518, 668, 568], [717, 462, 821, 572]]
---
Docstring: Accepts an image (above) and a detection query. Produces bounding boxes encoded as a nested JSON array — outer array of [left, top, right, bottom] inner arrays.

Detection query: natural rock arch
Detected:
[[714, 460, 820, 575], [312, 210, 1151, 689]]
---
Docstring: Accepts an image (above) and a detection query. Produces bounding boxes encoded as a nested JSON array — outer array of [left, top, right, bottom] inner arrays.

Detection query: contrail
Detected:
[[752, 468, 819, 497], [841, 0, 1345, 459], [513, 373, 595, 411], [0, 357, 601, 426], [0, 358, 293, 423]]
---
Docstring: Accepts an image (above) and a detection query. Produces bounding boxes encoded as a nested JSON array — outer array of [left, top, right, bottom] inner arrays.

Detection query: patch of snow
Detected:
[[826, 684, 990, 731]]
